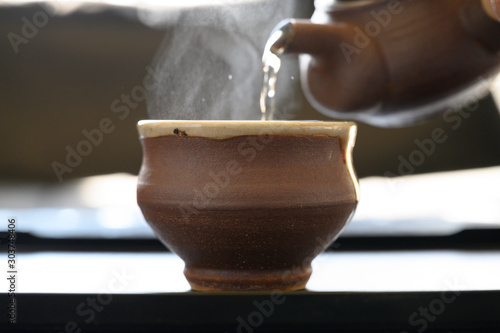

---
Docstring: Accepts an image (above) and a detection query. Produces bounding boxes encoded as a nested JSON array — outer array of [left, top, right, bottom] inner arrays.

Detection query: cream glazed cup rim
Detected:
[[137, 120, 356, 140]]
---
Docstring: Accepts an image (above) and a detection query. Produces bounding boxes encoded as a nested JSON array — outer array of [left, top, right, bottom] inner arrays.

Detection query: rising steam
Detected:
[[139, 0, 308, 120]]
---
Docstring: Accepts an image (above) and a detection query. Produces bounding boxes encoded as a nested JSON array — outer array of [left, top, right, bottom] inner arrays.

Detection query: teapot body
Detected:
[[298, 0, 500, 126]]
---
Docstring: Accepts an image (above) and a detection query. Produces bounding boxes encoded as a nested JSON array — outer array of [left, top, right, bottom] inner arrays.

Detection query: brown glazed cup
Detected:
[[137, 120, 359, 291]]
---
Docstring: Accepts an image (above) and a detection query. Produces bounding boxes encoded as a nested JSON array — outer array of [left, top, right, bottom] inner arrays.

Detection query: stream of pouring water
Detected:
[[260, 21, 295, 121]]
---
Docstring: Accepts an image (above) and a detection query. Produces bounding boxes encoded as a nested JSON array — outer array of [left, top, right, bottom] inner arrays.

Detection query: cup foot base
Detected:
[[184, 266, 311, 292]]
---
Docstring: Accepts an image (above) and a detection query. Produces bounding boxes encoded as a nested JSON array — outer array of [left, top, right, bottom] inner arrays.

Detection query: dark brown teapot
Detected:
[[269, 0, 500, 126]]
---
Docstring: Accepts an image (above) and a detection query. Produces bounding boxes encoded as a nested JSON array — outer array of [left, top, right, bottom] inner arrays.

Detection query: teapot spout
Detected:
[[263, 18, 389, 122], [265, 19, 351, 56]]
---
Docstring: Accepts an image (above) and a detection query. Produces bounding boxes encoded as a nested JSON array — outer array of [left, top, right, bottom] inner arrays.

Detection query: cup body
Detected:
[[137, 120, 358, 291]]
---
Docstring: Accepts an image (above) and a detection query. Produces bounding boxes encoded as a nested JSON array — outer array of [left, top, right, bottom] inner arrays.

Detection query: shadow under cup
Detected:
[[137, 120, 359, 291]]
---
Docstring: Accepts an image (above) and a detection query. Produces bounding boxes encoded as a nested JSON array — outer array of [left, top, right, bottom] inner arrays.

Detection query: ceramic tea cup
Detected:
[[137, 120, 359, 291]]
